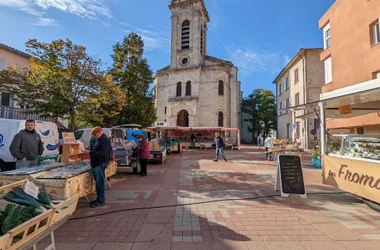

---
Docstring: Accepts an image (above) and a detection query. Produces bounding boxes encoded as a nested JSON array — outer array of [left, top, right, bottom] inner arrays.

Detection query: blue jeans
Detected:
[[215, 148, 227, 161], [92, 162, 107, 204]]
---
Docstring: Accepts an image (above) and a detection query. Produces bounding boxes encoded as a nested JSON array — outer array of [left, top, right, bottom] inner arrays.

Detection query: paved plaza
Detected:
[[40, 146, 380, 249]]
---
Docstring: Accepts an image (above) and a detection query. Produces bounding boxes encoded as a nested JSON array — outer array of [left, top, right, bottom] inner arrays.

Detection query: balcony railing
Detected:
[[0, 105, 67, 129]]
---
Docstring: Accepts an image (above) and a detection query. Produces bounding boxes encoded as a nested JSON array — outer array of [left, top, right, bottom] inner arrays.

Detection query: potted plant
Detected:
[[312, 148, 321, 169]]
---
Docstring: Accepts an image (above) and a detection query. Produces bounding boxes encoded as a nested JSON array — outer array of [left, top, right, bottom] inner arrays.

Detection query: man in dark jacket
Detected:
[[213, 132, 227, 162], [10, 120, 44, 169], [89, 126, 111, 208]]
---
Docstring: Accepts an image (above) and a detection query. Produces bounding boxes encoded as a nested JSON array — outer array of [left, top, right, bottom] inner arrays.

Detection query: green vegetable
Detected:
[[1, 204, 40, 235], [4, 187, 46, 212], [38, 184, 54, 209]]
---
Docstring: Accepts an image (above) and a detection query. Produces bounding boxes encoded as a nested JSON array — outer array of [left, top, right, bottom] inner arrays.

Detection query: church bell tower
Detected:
[[169, 0, 210, 70]]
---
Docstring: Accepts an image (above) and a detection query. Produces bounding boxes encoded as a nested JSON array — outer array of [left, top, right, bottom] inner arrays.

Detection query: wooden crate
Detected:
[[61, 144, 81, 164], [0, 180, 79, 250], [0, 234, 10, 250], [36, 171, 94, 199]]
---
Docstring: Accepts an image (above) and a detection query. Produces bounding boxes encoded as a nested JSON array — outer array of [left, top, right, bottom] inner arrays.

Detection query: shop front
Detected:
[[318, 78, 380, 209]]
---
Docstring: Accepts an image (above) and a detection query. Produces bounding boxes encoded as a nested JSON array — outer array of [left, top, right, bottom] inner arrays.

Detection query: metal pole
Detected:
[[319, 102, 326, 156]]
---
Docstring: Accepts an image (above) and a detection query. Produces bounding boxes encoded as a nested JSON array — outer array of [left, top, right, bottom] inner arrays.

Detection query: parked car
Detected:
[[0, 118, 59, 171]]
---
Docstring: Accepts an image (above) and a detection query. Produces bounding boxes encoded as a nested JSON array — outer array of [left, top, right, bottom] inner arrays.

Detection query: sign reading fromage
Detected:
[[323, 156, 380, 203]]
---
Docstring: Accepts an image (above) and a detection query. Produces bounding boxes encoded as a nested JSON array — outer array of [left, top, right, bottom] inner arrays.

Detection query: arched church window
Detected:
[[218, 111, 224, 127], [186, 81, 191, 96], [176, 82, 182, 97], [218, 80, 224, 96], [182, 20, 190, 49]]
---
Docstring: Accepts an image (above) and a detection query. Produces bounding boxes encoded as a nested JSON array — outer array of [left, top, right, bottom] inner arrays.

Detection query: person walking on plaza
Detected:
[[257, 133, 263, 149], [264, 134, 274, 160], [10, 120, 44, 169], [136, 135, 150, 176], [190, 133, 196, 149], [89, 126, 112, 208], [213, 132, 227, 162]]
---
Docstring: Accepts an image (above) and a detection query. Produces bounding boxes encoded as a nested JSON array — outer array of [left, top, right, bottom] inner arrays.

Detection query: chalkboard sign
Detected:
[[277, 155, 306, 195]]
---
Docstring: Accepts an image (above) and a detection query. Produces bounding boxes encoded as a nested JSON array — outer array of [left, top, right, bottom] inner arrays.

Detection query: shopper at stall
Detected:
[[213, 132, 227, 162], [136, 135, 150, 176], [191, 133, 197, 148], [10, 120, 44, 169], [264, 134, 274, 160], [89, 126, 112, 208]]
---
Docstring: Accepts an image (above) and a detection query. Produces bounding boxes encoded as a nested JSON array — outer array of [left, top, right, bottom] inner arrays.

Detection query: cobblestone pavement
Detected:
[[40, 146, 380, 250]]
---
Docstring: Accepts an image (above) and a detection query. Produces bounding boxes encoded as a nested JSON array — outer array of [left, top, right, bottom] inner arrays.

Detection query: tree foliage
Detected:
[[0, 38, 105, 130], [241, 89, 277, 143], [109, 32, 157, 127], [79, 74, 126, 127]]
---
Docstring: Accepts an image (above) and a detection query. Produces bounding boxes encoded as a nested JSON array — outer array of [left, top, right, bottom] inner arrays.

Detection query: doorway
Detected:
[[177, 110, 189, 127]]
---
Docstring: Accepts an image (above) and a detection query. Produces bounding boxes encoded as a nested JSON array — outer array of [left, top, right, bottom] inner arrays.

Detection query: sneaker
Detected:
[[90, 202, 105, 208], [225, 159, 227, 162], [89, 200, 96, 206], [213, 160, 218, 162]]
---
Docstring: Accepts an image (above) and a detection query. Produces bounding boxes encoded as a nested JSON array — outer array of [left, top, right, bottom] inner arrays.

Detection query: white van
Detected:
[[74, 128, 125, 149], [74, 128, 111, 149], [0, 119, 59, 171]]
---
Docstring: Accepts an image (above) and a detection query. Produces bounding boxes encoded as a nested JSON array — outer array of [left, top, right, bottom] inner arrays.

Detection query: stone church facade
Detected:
[[154, 0, 241, 130]]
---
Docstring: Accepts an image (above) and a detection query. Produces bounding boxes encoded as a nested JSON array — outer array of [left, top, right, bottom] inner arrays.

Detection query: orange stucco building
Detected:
[[319, 0, 380, 134]]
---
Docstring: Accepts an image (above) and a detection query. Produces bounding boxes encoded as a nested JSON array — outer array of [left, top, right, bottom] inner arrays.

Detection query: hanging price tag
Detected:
[[24, 180, 39, 199]]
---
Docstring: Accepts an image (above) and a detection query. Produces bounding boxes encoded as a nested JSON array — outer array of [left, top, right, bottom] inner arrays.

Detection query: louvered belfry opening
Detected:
[[200, 27, 204, 54], [182, 20, 190, 49]]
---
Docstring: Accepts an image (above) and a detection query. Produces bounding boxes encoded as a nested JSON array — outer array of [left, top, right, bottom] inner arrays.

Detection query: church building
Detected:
[[154, 0, 241, 130]]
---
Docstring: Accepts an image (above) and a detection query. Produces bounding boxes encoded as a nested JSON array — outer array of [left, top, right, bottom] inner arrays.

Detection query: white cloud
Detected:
[[0, 0, 42, 16], [32, 17, 58, 26], [284, 55, 291, 66], [0, 0, 111, 26], [225, 45, 283, 75], [121, 25, 171, 52], [33, 0, 112, 19]]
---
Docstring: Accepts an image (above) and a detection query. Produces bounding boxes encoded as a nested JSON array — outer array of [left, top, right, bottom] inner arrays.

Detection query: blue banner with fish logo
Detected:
[[46, 143, 59, 151]]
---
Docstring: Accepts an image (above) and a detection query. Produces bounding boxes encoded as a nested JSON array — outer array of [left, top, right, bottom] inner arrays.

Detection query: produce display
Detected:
[[327, 134, 380, 161], [0, 163, 65, 176], [0, 204, 40, 236], [0, 185, 54, 236], [35, 163, 91, 179]]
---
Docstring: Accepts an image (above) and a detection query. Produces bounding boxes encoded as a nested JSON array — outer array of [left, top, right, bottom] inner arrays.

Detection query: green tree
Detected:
[[241, 89, 277, 143], [0, 38, 104, 130], [241, 89, 261, 143], [109, 32, 157, 127], [257, 90, 277, 136]]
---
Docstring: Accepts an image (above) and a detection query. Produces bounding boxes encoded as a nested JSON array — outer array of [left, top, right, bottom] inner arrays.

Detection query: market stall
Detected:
[[147, 126, 241, 149], [287, 78, 380, 210], [318, 79, 380, 210], [0, 133, 118, 199]]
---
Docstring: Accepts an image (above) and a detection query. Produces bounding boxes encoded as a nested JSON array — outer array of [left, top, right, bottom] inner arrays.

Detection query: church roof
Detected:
[[205, 55, 234, 66]]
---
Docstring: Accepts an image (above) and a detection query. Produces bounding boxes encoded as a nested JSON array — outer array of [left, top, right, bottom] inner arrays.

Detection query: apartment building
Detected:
[[0, 43, 30, 109], [273, 48, 324, 149], [319, 0, 380, 134]]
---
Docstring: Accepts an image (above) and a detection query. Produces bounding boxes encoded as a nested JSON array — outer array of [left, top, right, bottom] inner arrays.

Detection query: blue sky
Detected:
[[0, 0, 334, 97]]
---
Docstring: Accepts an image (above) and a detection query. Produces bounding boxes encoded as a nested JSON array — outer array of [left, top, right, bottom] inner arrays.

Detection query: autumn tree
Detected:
[[109, 32, 156, 127], [79, 74, 126, 127], [0, 39, 105, 130]]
